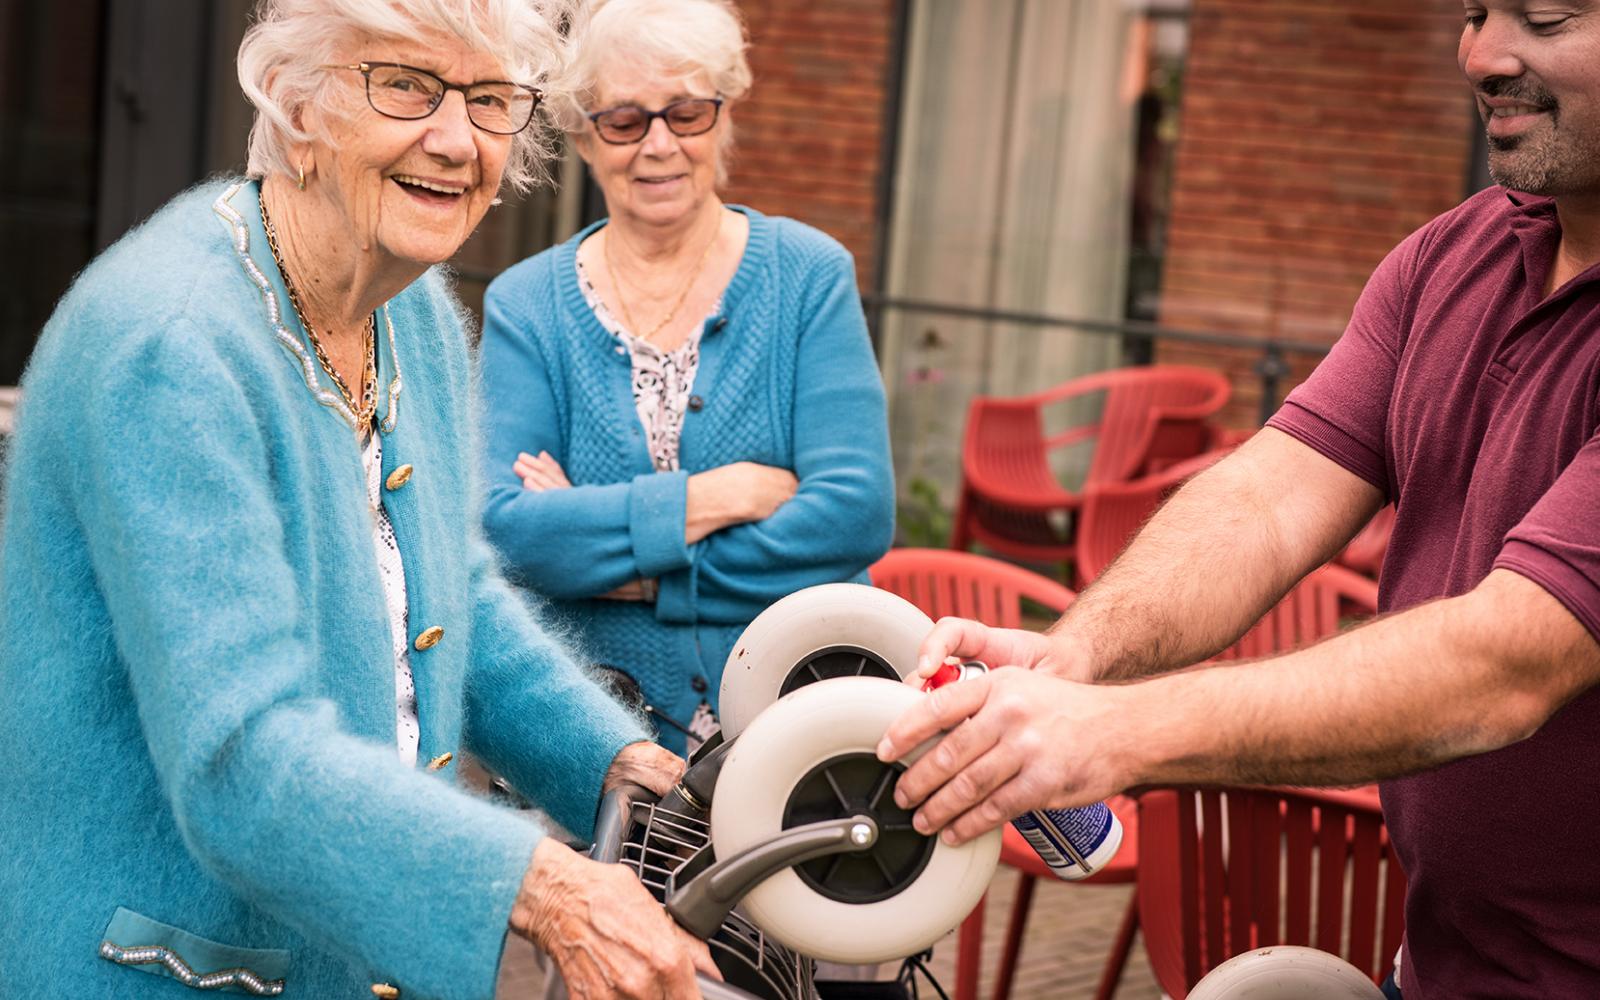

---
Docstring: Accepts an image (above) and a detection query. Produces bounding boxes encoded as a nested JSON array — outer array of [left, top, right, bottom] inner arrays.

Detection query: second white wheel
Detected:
[[710, 676, 1000, 964], [1187, 947, 1387, 1000], [718, 584, 934, 739]]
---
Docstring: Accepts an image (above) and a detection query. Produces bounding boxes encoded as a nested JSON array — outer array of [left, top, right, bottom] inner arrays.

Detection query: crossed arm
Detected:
[[879, 429, 1600, 844]]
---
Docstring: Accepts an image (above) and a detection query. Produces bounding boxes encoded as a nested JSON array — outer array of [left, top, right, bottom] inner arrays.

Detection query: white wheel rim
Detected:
[[719, 584, 934, 739], [711, 677, 1000, 964], [1188, 947, 1386, 1000]]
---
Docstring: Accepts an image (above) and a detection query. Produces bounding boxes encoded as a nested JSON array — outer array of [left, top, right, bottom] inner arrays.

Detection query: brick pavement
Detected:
[[496, 865, 1166, 999]]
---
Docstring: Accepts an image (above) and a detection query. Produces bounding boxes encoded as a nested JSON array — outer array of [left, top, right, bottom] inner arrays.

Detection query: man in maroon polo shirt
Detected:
[[875, 3, 1600, 997]]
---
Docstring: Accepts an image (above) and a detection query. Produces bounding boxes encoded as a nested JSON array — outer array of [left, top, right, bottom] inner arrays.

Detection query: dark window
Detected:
[[0, 0, 107, 384]]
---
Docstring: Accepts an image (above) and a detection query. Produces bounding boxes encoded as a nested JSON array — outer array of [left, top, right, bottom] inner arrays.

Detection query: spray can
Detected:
[[921, 659, 1123, 881]]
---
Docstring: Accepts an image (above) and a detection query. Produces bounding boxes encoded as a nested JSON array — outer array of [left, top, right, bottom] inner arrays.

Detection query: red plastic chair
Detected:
[[1075, 448, 1235, 587], [1217, 563, 1379, 662], [951, 366, 1231, 564], [1136, 785, 1403, 998], [1133, 566, 1393, 996], [868, 549, 1140, 1000], [1336, 505, 1396, 579]]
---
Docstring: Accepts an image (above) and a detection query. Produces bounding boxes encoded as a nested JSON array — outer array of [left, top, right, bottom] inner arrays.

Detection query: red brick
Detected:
[[1157, 0, 1472, 426], [721, 0, 897, 289]]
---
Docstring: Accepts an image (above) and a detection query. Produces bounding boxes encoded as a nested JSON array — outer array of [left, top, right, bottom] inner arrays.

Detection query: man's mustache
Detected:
[[1478, 75, 1559, 111]]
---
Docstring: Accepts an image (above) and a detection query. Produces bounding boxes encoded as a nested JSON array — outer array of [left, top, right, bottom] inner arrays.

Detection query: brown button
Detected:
[[427, 752, 454, 772], [385, 464, 414, 491], [371, 985, 400, 999], [687, 395, 704, 411], [413, 625, 444, 651]]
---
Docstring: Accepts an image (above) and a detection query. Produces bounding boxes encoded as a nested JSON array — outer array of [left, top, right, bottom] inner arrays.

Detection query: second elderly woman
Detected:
[[480, 0, 896, 755], [0, 1, 717, 997]]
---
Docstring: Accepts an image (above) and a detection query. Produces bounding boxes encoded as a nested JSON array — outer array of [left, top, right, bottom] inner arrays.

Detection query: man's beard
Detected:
[[1487, 131, 1564, 193], [1479, 76, 1599, 195]]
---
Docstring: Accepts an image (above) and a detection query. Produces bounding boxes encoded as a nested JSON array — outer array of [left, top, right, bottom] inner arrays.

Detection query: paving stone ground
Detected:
[[496, 865, 1167, 999]]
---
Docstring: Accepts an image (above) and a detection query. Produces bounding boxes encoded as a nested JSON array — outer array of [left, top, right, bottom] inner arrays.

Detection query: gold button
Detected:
[[427, 752, 453, 772], [385, 464, 414, 491], [371, 985, 400, 999], [413, 625, 444, 651]]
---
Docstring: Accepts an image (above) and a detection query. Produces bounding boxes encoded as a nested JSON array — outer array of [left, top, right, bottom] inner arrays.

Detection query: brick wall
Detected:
[[721, 0, 897, 291], [1156, 0, 1475, 427]]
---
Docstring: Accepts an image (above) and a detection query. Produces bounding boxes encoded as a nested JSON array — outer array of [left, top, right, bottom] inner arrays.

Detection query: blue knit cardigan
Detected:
[[0, 180, 646, 999], [479, 209, 895, 749]]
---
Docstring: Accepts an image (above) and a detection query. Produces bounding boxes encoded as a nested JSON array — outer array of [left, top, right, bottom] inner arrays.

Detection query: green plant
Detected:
[[895, 476, 953, 548]]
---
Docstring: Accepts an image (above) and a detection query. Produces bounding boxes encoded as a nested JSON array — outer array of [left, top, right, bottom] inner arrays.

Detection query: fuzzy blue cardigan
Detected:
[[0, 180, 646, 999], [479, 209, 895, 749]]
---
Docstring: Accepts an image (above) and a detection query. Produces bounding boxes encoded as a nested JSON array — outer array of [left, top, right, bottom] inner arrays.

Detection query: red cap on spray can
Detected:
[[921, 659, 987, 692]]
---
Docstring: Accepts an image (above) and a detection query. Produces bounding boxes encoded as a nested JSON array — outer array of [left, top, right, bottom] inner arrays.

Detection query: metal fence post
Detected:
[[1254, 346, 1290, 426]]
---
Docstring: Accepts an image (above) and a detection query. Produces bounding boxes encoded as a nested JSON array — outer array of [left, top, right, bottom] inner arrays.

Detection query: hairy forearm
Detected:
[[1053, 431, 1380, 682], [1122, 570, 1595, 788]]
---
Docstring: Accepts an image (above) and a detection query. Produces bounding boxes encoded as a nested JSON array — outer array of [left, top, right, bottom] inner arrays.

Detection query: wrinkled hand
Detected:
[[724, 461, 799, 522], [598, 579, 655, 602], [604, 741, 686, 797], [512, 839, 718, 999], [876, 666, 1136, 845], [515, 451, 572, 492], [685, 462, 798, 544], [908, 618, 1093, 686]]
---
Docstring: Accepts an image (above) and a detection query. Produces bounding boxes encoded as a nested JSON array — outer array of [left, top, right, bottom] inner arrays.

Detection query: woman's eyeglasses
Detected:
[[332, 62, 541, 135], [587, 98, 724, 145]]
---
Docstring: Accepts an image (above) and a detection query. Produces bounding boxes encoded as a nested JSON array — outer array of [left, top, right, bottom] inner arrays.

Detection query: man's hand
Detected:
[[877, 667, 1137, 845], [511, 839, 718, 998], [603, 741, 686, 797], [908, 618, 1094, 686], [514, 450, 572, 492]]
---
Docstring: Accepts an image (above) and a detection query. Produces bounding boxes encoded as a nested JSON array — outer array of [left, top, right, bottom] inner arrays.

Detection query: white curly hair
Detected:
[[553, 0, 751, 132], [238, 0, 578, 193]]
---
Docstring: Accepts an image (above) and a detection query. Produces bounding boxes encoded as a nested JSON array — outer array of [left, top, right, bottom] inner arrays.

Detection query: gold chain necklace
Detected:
[[603, 215, 721, 343], [259, 188, 377, 432]]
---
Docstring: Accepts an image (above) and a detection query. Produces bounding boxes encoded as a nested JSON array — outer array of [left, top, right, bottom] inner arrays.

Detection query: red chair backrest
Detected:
[[1084, 367, 1232, 486], [961, 366, 1231, 507], [1137, 786, 1403, 997], [1075, 448, 1234, 585], [1217, 563, 1379, 662], [869, 548, 1074, 626]]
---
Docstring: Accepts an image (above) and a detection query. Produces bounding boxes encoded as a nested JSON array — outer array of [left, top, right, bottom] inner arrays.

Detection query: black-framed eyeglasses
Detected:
[[587, 97, 724, 145], [331, 62, 541, 135]]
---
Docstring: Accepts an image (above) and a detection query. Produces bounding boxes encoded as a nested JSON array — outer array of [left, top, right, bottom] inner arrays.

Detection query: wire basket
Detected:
[[613, 794, 817, 1000]]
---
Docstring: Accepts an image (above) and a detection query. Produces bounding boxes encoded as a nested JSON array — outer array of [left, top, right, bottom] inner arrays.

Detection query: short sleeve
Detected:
[[1496, 432, 1600, 643], [1266, 233, 1420, 496]]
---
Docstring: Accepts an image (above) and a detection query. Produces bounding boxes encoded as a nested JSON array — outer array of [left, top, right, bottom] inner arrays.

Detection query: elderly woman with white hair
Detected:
[[479, 0, 895, 757], [0, 2, 717, 998]]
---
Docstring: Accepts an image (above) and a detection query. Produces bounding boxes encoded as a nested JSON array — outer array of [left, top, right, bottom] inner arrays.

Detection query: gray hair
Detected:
[[238, 0, 576, 193], [553, 0, 752, 133]]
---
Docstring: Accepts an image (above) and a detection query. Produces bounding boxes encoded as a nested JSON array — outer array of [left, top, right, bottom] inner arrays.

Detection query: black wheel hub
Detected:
[[781, 752, 934, 904], [777, 645, 899, 698]]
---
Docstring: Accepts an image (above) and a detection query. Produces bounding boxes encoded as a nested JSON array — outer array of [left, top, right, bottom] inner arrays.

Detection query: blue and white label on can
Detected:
[[1012, 803, 1123, 881]]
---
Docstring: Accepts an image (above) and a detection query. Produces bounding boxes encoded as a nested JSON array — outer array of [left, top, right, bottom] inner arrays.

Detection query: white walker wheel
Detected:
[[710, 677, 1000, 964], [719, 584, 934, 739], [1188, 946, 1387, 1000]]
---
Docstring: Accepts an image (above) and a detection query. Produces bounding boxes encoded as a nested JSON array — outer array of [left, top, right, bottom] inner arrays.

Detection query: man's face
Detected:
[[1459, 1, 1600, 195]]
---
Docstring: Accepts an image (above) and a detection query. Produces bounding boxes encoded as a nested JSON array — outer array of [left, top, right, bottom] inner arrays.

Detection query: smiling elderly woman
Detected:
[[478, 0, 895, 756], [0, 2, 716, 999]]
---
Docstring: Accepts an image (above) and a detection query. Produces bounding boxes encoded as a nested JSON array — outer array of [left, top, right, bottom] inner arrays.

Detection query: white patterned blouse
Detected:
[[576, 256, 724, 752], [362, 428, 420, 766]]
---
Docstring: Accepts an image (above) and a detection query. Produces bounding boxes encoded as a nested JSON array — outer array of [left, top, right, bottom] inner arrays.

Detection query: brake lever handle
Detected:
[[664, 814, 879, 939]]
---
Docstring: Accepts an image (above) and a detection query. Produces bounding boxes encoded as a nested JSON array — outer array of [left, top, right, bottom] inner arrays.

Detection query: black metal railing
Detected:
[[862, 295, 1332, 426]]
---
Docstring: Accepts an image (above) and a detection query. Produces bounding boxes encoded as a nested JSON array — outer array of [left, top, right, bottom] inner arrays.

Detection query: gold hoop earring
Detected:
[[297, 159, 307, 191]]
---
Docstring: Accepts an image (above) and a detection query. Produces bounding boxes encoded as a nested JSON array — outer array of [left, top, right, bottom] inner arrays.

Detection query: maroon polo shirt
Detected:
[[1268, 186, 1600, 998]]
